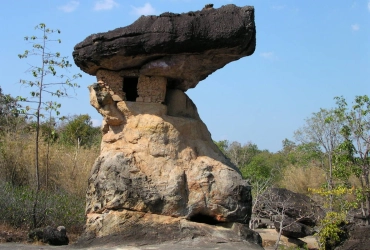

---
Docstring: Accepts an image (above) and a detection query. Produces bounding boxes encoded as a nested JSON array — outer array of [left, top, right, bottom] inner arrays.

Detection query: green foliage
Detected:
[[0, 87, 23, 134], [309, 186, 358, 212], [332, 95, 370, 220], [58, 114, 101, 148], [316, 212, 347, 250], [241, 151, 283, 183], [310, 186, 357, 250], [215, 140, 261, 169], [214, 140, 228, 155], [280, 139, 323, 168], [17, 23, 81, 120], [0, 182, 85, 229], [39, 118, 59, 143]]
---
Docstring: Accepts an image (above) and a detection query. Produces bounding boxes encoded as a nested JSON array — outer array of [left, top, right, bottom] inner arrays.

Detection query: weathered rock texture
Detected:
[[334, 225, 370, 250], [73, 4, 255, 91], [255, 188, 325, 239], [73, 4, 256, 247], [28, 226, 69, 246]]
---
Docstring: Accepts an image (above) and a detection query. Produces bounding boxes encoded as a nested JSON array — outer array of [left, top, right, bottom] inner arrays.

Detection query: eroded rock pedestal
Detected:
[[73, 4, 259, 248]]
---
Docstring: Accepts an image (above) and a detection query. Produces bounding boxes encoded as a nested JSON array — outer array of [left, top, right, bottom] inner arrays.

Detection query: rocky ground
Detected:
[[0, 240, 263, 250], [0, 228, 318, 250], [256, 229, 318, 250]]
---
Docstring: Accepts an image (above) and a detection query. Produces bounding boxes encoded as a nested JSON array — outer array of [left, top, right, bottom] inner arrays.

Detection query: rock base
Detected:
[[75, 210, 263, 249]]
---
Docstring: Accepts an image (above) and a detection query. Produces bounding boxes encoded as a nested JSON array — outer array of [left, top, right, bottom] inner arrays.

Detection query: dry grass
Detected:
[[279, 164, 326, 195], [0, 131, 100, 238], [0, 222, 82, 244], [0, 132, 99, 195], [0, 223, 28, 243]]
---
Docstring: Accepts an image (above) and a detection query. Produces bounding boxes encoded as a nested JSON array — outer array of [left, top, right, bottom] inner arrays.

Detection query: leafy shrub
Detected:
[[0, 182, 85, 230], [316, 212, 347, 250]]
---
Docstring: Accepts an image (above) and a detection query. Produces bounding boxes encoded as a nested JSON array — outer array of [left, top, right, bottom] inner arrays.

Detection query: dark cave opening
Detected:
[[123, 77, 139, 102], [189, 214, 220, 225]]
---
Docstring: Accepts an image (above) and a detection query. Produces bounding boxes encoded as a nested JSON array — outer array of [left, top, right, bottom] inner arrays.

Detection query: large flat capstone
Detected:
[[73, 4, 255, 91]]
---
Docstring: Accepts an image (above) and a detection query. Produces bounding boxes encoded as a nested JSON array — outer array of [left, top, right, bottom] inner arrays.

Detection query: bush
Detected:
[[316, 212, 347, 250], [0, 129, 97, 232], [0, 182, 85, 230]]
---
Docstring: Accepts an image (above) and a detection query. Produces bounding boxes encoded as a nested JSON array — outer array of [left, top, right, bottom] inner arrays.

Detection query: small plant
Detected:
[[316, 211, 346, 250], [309, 186, 357, 250], [0, 182, 85, 230]]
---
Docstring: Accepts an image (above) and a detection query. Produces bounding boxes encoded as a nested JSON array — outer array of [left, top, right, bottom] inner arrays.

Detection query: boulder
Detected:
[[255, 229, 319, 250], [73, 4, 256, 91], [77, 211, 263, 249], [28, 226, 69, 246], [255, 188, 324, 238], [334, 224, 370, 250], [274, 217, 314, 239]]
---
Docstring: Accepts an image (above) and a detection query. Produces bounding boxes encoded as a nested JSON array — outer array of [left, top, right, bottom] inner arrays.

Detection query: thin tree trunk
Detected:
[[32, 25, 46, 229], [328, 154, 333, 211], [274, 219, 284, 250]]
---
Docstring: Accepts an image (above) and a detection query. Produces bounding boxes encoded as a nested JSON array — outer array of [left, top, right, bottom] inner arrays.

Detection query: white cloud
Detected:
[[131, 3, 156, 16], [368, 1, 370, 11], [260, 52, 277, 60], [351, 24, 360, 31], [94, 0, 118, 11], [58, 1, 80, 13]]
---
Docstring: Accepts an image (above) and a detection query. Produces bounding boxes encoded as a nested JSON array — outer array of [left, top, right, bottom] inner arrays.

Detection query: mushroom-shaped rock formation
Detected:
[[73, 4, 259, 248]]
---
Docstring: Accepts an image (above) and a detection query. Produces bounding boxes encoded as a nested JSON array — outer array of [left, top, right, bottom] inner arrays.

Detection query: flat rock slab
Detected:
[[0, 240, 264, 250], [73, 4, 256, 90], [255, 229, 319, 250]]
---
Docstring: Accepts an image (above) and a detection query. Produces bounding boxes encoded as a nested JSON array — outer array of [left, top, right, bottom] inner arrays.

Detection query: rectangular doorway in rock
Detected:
[[123, 77, 138, 101]]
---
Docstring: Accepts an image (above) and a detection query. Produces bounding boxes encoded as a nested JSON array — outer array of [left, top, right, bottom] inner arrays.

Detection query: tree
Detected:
[[214, 140, 228, 155], [281, 138, 323, 167], [334, 95, 370, 223], [294, 108, 343, 211], [0, 86, 22, 134], [17, 23, 81, 228], [214, 140, 260, 169], [58, 114, 101, 148]]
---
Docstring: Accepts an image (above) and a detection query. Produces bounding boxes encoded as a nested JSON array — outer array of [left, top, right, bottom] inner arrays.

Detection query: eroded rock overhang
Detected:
[[72, 4, 256, 91]]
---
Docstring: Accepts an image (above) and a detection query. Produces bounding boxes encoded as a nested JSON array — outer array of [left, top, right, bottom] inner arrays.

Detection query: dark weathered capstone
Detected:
[[73, 4, 256, 91]]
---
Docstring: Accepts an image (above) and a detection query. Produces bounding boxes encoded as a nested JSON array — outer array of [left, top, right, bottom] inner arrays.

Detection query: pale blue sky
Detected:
[[0, 0, 369, 152]]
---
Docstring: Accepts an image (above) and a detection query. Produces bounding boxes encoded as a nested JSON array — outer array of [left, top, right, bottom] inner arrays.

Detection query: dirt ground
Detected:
[[0, 223, 80, 248], [0, 224, 28, 244]]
